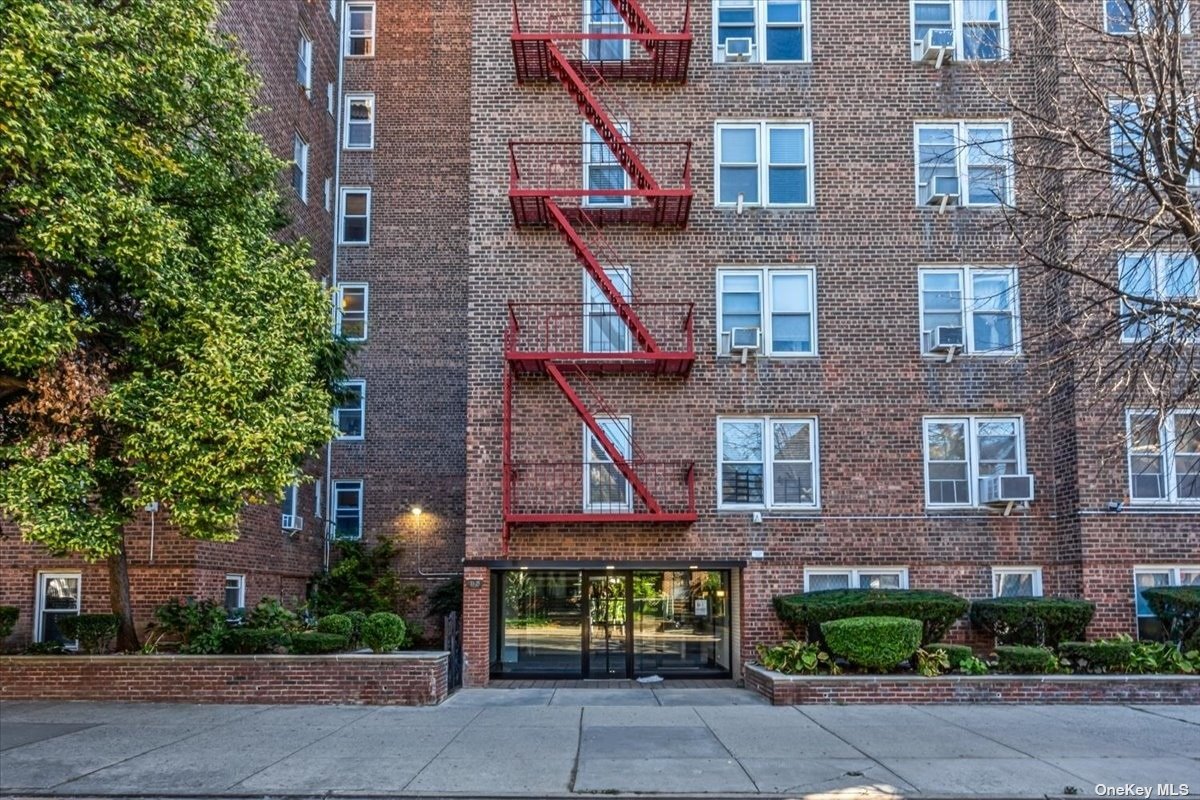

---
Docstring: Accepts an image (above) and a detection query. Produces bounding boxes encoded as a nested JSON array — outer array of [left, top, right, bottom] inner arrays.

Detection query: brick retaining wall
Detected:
[[0, 653, 451, 706], [744, 663, 1200, 705]]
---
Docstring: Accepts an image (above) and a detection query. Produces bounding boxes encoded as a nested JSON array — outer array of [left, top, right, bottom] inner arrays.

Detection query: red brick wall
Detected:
[[0, 653, 450, 706]]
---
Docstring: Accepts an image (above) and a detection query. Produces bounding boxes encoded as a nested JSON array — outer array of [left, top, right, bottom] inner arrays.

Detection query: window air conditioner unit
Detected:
[[926, 174, 960, 210], [730, 326, 761, 364], [920, 28, 955, 67], [724, 37, 753, 62], [979, 474, 1035, 506], [281, 514, 304, 532], [930, 325, 965, 353]]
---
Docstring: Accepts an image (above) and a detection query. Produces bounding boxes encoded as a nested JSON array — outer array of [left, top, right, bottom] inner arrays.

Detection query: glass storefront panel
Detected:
[[588, 573, 628, 677], [632, 570, 731, 675], [492, 571, 583, 675]]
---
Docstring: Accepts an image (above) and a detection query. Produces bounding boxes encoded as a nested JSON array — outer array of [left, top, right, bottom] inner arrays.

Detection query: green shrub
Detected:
[[344, 610, 368, 648], [57, 614, 120, 654], [24, 641, 66, 655], [361, 612, 406, 653], [1141, 586, 1200, 650], [246, 598, 298, 631], [915, 647, 951, 676], [153, 599, 229, 654], [290, 632, 348, 654], [404, 618, 425, 647], [316, 613, 353, 638], [428, 579, 463, 618], [0, 606, 18, 639], [223, 627, 290, 654], [774, 589, 968, 645], [1128, 641, 1198, 674], [969, 597, 1094, 647], [1058, 638, 1134, 673], [928, 643, 974, 670], [310, 539, 417, 615], [995, 645, 1061, 674], [820, 616, 922, 672], [756, 640, 841, 675], [959, 656, 990, 675]]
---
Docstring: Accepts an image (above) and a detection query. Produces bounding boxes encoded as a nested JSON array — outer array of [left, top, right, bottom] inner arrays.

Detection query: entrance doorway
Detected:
[[585, 572, 630, 677]]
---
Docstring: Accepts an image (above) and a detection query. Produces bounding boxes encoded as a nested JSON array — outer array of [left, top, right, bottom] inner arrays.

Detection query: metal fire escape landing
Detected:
[[502, 0, 695, 547]]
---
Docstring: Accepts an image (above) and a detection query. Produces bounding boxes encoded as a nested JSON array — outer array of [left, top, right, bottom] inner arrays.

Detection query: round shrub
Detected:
[[361, 612, 406, 653], [995, 644, 1061, 674], [290, 632, 349, 655], [0, 606, 18, 639], [775, 589, 968, 645], [223, 627, 290, 655], [316, 613, 354, 638], [1141, 586, 1200, 649], [969, 597, 1094, 647], [1058, 639, 1134, 673], [820, 616, 922, 672], [929, 643, 975, 670], [57, 614, 120, 654]]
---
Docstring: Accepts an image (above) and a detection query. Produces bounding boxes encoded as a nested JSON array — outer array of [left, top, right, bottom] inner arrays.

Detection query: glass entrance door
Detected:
[[585, 572, 631, 678]]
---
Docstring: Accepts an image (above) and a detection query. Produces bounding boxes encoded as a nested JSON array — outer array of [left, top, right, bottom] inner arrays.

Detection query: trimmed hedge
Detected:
[[316, 614, 354, 638], [223, 627, 290, 655], [0, 606, 17, 639], [821, 616, 922, 671], [1058, 639, 1134, 673], [929, 643, 974, 670], [290, 632, 349, 654], [774, 589, 968, 644], [57, 614, 119, 654], [969, 597, 1094, 647], [995, 645, 1060, 674], [361, 612, 406, 653], [1141, 586, 1200, 649]]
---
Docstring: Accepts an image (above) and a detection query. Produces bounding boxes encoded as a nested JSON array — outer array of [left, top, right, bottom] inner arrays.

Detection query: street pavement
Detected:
[[1, 689, 1198, 798]]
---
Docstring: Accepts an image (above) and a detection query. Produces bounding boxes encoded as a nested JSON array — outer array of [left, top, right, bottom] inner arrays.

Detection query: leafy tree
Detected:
[[0, 0, 346, 649]]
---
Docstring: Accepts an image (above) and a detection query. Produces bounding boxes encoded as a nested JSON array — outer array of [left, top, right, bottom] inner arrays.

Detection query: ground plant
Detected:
[[928, 643, 974, 670], [969, 597, 1094, 647], [152, 599, 228, 654], [756, 640, 841, 675], [246, 598, 300, 632], [821, 616, 922, 672], [0, 606, 17, 639], [310, 539, 416, 616], [959, 656, 990, 675], [57, 614, 120, 654], [223, 627, 290, 655], [361, 612, 406, 653], [1127, 641, 1198, 674], [1141, 587, 1200, 651], [290, 632, 348, 654], [915, 647, 952, 677], [774, 589, 968, 645], [1058, 637, 1136, 673], [995, 645, 1061, 674]]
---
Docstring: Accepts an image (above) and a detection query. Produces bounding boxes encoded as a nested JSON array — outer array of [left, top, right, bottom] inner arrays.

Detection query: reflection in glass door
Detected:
[[632, 571, 731, 676], [586, 573, 630, 677]]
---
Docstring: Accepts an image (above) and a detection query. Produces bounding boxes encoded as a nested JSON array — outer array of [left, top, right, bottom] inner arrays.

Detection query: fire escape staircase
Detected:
[[503, 1, 695, 547]]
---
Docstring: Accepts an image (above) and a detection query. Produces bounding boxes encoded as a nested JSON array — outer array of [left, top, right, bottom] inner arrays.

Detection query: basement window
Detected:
[[992, 567, 1042, 597], [1134, 566, 1200, 639], [804, 568, 908, 591], [35, 572, 81, 646]]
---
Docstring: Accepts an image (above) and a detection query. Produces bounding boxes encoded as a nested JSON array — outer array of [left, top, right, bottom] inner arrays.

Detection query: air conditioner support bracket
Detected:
[[1003, 500, 1015, 517]]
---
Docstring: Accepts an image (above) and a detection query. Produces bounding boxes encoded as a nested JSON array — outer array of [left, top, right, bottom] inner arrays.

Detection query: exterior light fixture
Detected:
[[411, 506, 422, 517]]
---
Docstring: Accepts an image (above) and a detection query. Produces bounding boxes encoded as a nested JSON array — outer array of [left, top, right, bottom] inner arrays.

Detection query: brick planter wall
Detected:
[[0, 653, 451, 706], [745, 663, 1200, 705]]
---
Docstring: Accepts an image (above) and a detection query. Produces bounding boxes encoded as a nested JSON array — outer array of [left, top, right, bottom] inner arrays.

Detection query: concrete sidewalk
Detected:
[[1, 690, 1198, 798]]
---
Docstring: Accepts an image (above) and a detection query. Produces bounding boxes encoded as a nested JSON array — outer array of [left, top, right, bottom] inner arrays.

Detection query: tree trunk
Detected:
[[107, 536, 140, 651]]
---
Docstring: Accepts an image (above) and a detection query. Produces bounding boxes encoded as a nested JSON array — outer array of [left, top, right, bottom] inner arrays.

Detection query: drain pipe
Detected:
[[409, 507, 463, 578]]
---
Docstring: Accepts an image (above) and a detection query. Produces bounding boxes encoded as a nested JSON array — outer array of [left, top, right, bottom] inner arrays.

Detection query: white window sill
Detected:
[[716, 353, 819, 360], [334, 436, 365, 443], [717, 506, 820, 514], [338, 241, 371, 247], [715, 204, 816, 211], [920, 351, 1022, 359]]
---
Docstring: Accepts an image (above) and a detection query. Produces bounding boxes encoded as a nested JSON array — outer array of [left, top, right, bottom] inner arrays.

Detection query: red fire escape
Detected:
[[503, 1, 695, 550]]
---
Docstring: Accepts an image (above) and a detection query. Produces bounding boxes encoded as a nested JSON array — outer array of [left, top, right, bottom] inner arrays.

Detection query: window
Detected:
[[719, 417, 819, 508], [1134, 566, 1200, 639], [715, 121, 813, 207], [1127, 410, 1200, 504], [334, 380, 365, 440], [911, 1, 1007, 61], [339, 188, 370, 244], [585, 0, 630, 61], [344, 94, 375, 150], [1109, 98, 1200, 186], [805, 568, 909, 591], [224, 575, 245, 613], [292, 133, 308, 202], [332, 480, 363, 540], [1118, 252, 1200, 341], [346, 2, 375, 57], [992, 567, 1043, 597], [297, 30, 313, 95], [717, 268, 816, 356], [583, 122, 630, 207], [924, 416, 1025, 506], [281, 483, 302, 530], [584, 417, 633, 512], [35, 572, 80, 645], [915, 121, 1012, 207], [337, 284, 369, 341], [1106, 0, 1191, 34], [714, 0, 810, 63], [584, 268, 632, 353], [919, 267, 1019, 354]]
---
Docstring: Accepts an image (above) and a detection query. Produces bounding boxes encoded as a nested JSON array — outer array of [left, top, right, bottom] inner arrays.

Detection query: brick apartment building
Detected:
[[4, 0, 1197, 687]]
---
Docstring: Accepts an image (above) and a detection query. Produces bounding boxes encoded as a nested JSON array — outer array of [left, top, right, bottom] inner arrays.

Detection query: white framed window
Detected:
[[1106, 0, 1191, 34], [584, 0, 630, 61], [717, 268, 816, 356], [919, 267, 1019, 355], [297, 29, 313, 95], [583, 121, 631, 207], [1118, 252, 1200, 342], [715, 121, 813, 208], [292, 133, 309, 202], [713, 0, 810, 63], [346, 2, 376, 57], [282, 483, 300, 518], [1109, 98, 1200, 187], [804, 568, 909, 591], [923, 416, 1025, 507], [34, 572, 81, 646], [332, 480, 363, 540], [915, 121, 1013, 207], [1127, 410, 1200, 504], [1134, 566, 1200, 639], [584, 268, 632, 353], [718, 417, 819, 509], [344, 94, 375, 150], [992, 567, 1043, 597], [583, 417, 633, 513], [911, 1, 1008, 61], [327, 83, 335, 116], [334, 380, 365, 440], [224, 574, 246, 612], [336, 283, 369, 341], [339, 188, 371, 244]]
